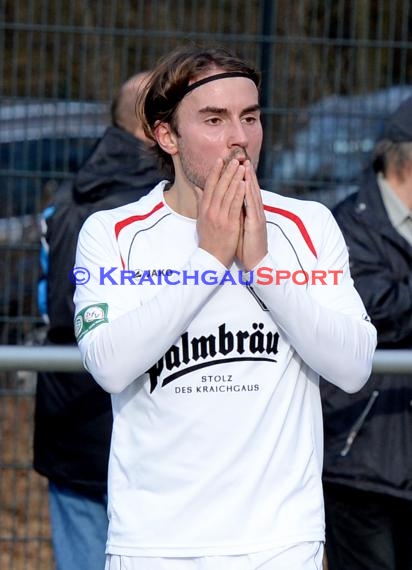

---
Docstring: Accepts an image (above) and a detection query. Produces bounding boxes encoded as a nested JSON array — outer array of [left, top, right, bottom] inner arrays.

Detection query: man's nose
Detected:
[[228, 119, 248, 149]]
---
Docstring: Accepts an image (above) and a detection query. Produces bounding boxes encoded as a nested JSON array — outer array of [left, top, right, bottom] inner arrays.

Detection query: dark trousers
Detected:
[[324, 482, 412, 570]]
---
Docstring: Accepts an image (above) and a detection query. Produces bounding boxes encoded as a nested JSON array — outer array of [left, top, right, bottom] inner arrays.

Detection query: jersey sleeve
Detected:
[[251, 206, 377, 393], [73, 213, 227, 393]]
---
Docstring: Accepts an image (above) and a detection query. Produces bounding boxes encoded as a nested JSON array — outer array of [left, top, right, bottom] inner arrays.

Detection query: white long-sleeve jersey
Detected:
[[74, 181, 376, 557]]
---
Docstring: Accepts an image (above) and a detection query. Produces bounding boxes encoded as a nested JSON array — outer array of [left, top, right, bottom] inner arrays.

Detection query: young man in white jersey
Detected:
[[73, 45, 377, 570]]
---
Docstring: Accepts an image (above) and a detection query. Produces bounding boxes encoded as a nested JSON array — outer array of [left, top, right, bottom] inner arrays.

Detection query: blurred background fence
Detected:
[[0, 1, 411, 568]]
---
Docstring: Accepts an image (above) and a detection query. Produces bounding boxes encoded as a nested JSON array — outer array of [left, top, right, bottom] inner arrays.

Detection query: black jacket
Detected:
[[33, 126, 163, 494], [321, 167, 412, 499]]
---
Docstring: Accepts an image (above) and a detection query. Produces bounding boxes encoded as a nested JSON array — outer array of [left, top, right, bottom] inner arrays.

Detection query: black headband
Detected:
[[181, 72, 255, 99]]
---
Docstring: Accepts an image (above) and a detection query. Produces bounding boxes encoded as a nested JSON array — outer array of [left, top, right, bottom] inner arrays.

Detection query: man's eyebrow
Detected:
[[198, 104, 261, 115], [241, 104, 261, 114], [198, 106, 228, 115]]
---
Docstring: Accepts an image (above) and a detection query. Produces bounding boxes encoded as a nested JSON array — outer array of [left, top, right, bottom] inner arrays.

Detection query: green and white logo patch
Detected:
[[75, 303, 109, 341]]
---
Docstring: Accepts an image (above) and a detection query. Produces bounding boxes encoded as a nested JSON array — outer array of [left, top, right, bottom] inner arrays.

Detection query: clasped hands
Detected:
[[196, 158, 268, 272]]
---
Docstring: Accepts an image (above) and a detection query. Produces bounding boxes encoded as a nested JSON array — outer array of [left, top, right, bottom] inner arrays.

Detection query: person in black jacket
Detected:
[[321, 96, 412, 570], [33, 72, 163, 570]]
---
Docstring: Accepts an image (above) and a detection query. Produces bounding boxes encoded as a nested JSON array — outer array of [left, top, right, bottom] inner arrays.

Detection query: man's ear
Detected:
[[154, 121, 178, 156]]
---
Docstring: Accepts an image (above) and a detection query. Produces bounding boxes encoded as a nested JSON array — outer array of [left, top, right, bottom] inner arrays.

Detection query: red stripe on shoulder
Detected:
[[114, 201, 164, 269], [263, 204, 317, 258], [114, 201, 164, 239]]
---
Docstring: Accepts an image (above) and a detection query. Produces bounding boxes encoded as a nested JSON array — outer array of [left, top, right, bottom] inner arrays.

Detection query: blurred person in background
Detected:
[[33, 71, 163, 570], [321, 96, 412, 570]]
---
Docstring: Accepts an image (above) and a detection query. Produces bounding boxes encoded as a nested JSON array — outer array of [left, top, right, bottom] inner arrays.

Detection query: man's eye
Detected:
[[205, 117, 221, 125], [242, 116, 257, 124]]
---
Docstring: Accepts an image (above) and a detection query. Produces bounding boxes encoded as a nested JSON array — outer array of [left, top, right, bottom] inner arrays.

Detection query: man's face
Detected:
[[173, 71, 262, 189]]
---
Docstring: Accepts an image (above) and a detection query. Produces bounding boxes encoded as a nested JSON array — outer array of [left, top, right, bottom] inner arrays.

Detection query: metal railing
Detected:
[[0, 346, 411, 374]]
